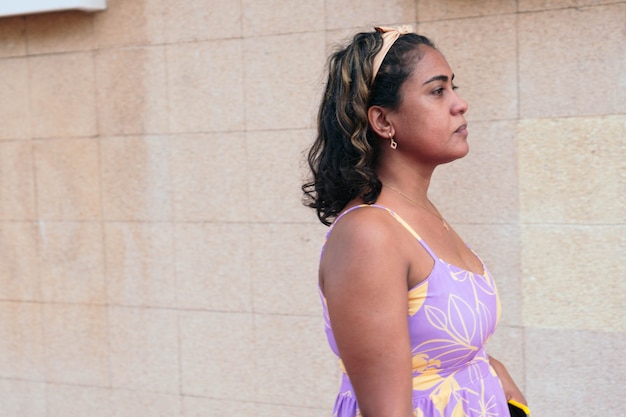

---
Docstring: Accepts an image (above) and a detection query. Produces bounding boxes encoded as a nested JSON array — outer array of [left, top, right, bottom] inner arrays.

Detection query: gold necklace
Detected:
[[383, 184, 450, 231]]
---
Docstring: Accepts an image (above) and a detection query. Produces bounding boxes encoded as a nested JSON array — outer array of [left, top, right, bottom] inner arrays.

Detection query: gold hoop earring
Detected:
[[389, 132, 397, 149]]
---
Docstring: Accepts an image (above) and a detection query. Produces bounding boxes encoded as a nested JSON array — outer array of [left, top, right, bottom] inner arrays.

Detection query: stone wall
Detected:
[[0, 1, 623, 416]]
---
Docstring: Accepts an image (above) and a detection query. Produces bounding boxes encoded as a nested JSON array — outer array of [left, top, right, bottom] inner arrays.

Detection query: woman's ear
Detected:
[[367, 105, 394, 139]]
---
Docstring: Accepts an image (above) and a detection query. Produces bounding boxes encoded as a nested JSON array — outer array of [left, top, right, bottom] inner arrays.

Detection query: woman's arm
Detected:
[[488, 356, 527, 405], [321, 209, 414, 417]]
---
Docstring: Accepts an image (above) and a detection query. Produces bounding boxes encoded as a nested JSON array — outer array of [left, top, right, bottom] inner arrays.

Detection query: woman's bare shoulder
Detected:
[[320, 205, 407, 291], [326, 205, 398, 250]]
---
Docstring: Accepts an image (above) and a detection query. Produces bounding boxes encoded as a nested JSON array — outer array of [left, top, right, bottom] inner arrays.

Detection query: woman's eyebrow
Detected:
[[423, 73, 455, 85]]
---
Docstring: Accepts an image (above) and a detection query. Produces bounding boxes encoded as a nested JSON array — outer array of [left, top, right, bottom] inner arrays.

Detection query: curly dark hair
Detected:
[[302, 29, 436, 225]]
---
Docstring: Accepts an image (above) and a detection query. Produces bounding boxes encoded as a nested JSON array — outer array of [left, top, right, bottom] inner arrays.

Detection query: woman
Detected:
[[302, 26, 528, 417]]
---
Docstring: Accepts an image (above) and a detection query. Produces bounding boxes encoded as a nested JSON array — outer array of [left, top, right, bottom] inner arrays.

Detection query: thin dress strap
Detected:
[[323, 204, 439, 261]]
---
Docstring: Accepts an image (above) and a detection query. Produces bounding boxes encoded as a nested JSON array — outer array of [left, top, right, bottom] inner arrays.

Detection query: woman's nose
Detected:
[[453, 93, 468, 115]]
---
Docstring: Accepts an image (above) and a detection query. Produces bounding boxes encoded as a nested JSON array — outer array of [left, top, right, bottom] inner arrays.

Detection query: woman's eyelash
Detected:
[[432, 85, 459, 95]]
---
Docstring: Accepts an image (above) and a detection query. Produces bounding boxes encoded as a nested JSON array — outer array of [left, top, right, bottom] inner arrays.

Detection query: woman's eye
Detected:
[[452, 84, 459, 91], [433, 88, 444, 96]]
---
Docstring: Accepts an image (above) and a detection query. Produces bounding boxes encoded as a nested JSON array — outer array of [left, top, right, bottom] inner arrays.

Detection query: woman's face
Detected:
[[387, 46, 469, 166]]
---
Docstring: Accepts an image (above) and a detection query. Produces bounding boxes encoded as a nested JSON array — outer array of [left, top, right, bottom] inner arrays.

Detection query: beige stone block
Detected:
[[254, 314, 339, 407], [0, 302, 44, 380], [0, 379, 46, 417], [104, 222, 177, 307], [183, 396, 256, 417], [93, 0, 165, 48], [325, 0, 417, 30], [324, 26, 374, 54], [175, 222, 252, 312], [250, 223, 327, 315], [518, 116, 625, 224], [39, 222, 105, 304], [110, 389, 182, 417], [0, 141, 35, 219], [419, 14, 517, 121], [33, 138, 101, 220], [167, 40, 244, 133], [96, 47, 169, 135], [165, 0, 241, 42], [25, 11, 93, 54], [519, 0, 617, 11], [109, 307, 179, 393], [525, 327, 625, 415], [454, 224, 522, 327], [519, 4, 625, 118], [244, 31, 325, 130], [42, 303, 110, 386], [484, 325, 525, 394], [29, 52, 97, 138], [0, 16, 26, 58], [0, 58, 30, 139], [521, 225, 625, 332], [100, 136, 172, 221], [247, 129, 316, 223], [47, 384, 111, 417], [0, 222, 40, 300], [242, 0, 324, 36], [170, 133, 248, 221], [258, 403, 333, 417], [430, 120, 519, 224], [179, 311, 254, 399], [418, 0, 516, 21]]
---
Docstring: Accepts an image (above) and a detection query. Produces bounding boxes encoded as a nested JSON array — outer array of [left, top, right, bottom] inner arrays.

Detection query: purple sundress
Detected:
[[319, 204, 510, 417]]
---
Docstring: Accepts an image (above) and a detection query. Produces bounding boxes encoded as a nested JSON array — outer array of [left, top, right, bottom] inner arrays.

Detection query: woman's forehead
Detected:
[[410, 47, 453, 82]]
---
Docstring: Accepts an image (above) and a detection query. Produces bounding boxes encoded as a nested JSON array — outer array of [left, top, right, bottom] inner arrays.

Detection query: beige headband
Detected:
[[371, 25, 413, 83]]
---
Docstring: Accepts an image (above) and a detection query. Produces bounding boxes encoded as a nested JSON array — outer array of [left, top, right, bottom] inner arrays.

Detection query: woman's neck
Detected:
[[376, 162, 434, 203]]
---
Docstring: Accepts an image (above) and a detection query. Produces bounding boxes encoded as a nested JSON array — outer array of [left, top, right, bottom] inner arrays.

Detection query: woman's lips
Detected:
[[455, 123, 468, 134]]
